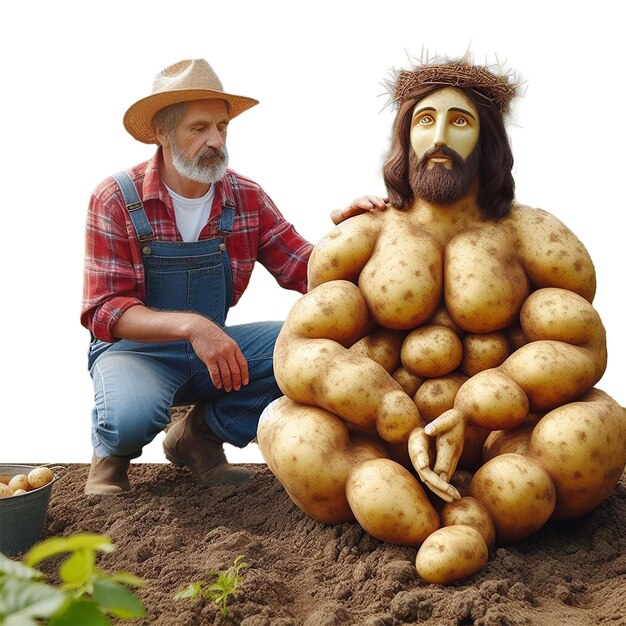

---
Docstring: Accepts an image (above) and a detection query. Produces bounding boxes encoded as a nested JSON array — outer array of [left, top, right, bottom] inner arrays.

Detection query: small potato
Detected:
[[441, 496, 496, 548], [392, 367, 423, 397], [470, 453, 556, 544], [0, 483, 14, 498], [413, 373, 467, 423], [482, 422, 536, 462], [401, 325, 463, 378], [27, 467, 54, 489], [346, 458, 439, 546], [461, 332, 510, 376], [8, 474, 31, 492], [415, 525, 488, 585], [12, 489, 28, 496]]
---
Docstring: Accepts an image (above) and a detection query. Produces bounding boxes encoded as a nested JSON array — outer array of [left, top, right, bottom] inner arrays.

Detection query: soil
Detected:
[[36, 460, 626, 626]]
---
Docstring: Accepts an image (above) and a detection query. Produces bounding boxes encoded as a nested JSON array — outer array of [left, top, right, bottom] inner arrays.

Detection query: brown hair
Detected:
[[383, 84, 515, 218]]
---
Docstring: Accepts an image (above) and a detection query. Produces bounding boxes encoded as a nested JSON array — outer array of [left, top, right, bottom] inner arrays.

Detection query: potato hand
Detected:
[[424, 408, 467, 483], [408, 427, 461, 502]]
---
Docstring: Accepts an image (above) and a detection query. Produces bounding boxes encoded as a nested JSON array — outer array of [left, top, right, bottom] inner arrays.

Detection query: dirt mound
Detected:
[[37, 463, 626, 625]]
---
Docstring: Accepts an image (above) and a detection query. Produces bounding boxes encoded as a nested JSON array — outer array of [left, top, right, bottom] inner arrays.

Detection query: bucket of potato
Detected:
[[0, 464, 57, 556]]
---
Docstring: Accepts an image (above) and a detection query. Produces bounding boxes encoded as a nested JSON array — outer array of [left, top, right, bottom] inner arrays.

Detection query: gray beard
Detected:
[[171, 140, 229, 184]]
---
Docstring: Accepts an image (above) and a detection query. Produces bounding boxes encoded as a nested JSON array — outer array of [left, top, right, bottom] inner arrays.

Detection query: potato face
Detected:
[[415, 525, 488, 584], [529, 389, 626, 520], [470, 453, 556, 544], [401, 325, 463, 378], [346, 458, 439, 546], [441, 497, 496, 548]]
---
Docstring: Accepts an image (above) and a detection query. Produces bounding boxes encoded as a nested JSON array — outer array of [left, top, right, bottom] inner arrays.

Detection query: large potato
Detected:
[[500, 288, 606, 410], [358, 222, 442, 329], [470, 453, 556, 544], [529, 388, 626, 520], [257, 397, 388, 524], [346, 458, 439, 546], [415, 525, 488, 584], [401, 325, 463, 377], [445, 224, 529, 333]]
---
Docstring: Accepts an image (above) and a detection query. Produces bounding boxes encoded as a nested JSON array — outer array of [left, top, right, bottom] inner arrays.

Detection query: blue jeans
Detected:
[[89, 321, 283, 458]]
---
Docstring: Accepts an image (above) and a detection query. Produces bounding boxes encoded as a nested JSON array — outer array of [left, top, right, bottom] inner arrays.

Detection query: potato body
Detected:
[[529, 389, 626, 520], [470, 453, 555, 544], [441, 497, 496, 548], [415, 525, 488, 584], [346, 458, 439, 546]]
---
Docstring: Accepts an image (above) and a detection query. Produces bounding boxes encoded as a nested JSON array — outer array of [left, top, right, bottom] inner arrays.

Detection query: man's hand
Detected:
[[188, 319, 249, 392], [330, 195, 388, 225]]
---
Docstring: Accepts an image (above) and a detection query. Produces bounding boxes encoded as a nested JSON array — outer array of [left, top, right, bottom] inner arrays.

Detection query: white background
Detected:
[[2, 1, 624, 465]]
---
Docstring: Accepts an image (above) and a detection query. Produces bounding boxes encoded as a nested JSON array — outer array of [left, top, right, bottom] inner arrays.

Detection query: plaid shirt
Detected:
[[81, 150, 313, 342]]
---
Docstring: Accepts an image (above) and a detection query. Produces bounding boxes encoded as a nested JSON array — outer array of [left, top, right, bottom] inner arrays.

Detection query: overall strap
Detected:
[[218, 172, 241, 236], [111, 171, 154, 242]]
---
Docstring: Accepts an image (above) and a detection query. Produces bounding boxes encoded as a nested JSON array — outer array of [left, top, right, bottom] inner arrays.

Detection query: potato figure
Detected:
[[258, 57, 626, 583]]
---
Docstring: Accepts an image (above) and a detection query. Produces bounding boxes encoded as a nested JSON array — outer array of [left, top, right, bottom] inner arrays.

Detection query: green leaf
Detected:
[[24, 535, 113, 568], [174, 581, 204, 600], [92, 580, 145, 619], [58, 550, 94, 588], [48, 599, 110, 626], [106, 571, 144, 588], [0, 553, 42, 581], [0, 577, 66, 620]]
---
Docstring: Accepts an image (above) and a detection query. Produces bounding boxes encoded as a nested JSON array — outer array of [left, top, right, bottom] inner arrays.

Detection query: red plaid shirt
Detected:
[[81, 149, 313, 342]]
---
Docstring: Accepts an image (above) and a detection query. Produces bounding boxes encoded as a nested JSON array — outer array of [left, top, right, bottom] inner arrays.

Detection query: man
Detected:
[[257, 58, 625, 548], [81, 59, 366, 495]]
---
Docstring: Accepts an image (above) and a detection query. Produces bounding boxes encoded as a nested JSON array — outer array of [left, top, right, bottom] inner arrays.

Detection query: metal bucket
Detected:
[[0, 464, 58, 557]]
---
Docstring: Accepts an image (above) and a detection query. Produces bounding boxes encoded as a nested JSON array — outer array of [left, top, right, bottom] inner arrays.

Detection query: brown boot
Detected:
[[163, 404, 252, 486], [85, 453, 131, 495]]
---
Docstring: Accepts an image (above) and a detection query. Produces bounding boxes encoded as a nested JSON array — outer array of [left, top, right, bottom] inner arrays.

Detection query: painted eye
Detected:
[[453, 117, 468, 126], [419, 115, 434, 125]]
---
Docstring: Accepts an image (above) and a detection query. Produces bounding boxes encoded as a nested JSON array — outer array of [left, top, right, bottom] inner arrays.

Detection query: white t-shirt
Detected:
[[166, 184, 215, 242]]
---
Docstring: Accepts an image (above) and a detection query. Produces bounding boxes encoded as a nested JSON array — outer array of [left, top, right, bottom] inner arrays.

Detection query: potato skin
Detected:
[[529, 388, 626, 520], [461, 332, 510, 376], [415, 525, 488, 584], [257, 397, 388, 524], [470, 453, 556, 544], [441, 497, 496, 548], [401, 325, 463, 377], [346, 458, 439, 546]]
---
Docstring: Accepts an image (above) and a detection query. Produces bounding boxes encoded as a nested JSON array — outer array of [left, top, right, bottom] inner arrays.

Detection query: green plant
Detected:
[[175, 554, 248, 618], [0, 533, 144, 625]]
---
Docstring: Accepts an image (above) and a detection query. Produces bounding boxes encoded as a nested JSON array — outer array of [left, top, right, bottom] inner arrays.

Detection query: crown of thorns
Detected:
[[388, 58, 521, 114]]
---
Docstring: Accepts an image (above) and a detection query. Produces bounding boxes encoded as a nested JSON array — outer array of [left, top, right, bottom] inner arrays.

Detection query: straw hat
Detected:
[[123, 59, 259, 143]]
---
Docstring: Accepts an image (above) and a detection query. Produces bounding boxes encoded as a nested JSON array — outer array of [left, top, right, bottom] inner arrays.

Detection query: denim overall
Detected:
[[88, 171, 282, 458]]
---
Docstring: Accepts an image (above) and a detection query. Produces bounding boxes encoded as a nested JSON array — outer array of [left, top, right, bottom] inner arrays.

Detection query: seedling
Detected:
[[175, 554, 248, 618], [0, 533, 144, 625]]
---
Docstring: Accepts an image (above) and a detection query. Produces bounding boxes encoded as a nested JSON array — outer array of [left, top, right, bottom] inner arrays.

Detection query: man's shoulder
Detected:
[[91, 159, 152, 204], [223, 168, 265, 195]]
